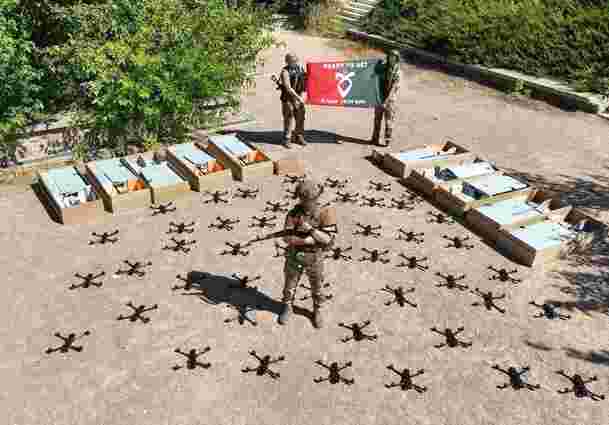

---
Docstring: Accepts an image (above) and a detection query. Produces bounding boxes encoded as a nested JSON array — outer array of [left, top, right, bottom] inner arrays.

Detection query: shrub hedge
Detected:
[[361, 0, 609, 97]]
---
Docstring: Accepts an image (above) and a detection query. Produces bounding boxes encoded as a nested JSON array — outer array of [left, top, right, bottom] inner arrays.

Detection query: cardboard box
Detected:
[[122, 155, 190, 205], [37, 166, 104, 224], [434, 173, 533, 216], [166, 143, 233, 192], [274, 157, 306, 176], [464, 189, 562, 243], [382, 140, 476, 178], [85, 158, 150, 213], [406, 159, 497, 197], [495, 206, 605, 267], [206, 134, 274, 181]]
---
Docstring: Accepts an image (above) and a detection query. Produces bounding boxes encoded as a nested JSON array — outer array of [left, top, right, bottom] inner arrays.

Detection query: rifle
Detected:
[[249, 224, 338, 244]]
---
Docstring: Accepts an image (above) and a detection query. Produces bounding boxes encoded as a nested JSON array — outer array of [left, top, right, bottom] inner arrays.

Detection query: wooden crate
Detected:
[[434, 173, 533, 217], [495, 206, 605, 267], [166, 143, 233, 192], [36, 166, 104, 225], [205, 134, 274, 182], [382, 140, 477, 178], [464, 189, 562, 243], [122, 154, 190, 205], [85, 158, 151, 213], [405, 159, 497, 198]]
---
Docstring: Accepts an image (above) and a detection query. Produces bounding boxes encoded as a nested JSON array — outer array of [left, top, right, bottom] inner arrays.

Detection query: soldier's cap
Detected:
[[295, 179, 324, 200]]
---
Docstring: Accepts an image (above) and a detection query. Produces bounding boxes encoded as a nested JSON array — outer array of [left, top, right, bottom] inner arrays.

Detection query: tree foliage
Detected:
[[1, 0, 279, 161]]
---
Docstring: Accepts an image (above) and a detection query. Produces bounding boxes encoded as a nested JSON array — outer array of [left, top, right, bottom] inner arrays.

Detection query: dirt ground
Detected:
[[2, 31, 609, 425]]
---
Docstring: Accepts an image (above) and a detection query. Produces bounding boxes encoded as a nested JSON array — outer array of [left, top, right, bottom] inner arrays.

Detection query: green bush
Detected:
[[361, 0, 609, 98]]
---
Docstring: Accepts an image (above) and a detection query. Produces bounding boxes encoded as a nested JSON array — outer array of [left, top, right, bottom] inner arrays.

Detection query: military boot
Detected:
[[294, 134, 307, 146], [278, 303, 292, 325], [312, 299, 324, 329]]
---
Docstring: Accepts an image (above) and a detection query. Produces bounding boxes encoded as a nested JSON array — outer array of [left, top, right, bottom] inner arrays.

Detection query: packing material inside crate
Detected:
[[41, 166, 97, 208], [462, 174, 529, 199], [93, 159, 145, 193], [507, 221, 577, 250], [474, 195, 546, 226]]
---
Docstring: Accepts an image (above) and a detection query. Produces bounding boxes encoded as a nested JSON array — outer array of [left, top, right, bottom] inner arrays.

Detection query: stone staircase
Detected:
[[334, 0, 382, 31]]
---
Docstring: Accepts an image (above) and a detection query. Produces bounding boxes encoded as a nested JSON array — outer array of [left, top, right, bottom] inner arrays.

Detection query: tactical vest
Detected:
[[287, 204, 334, 251], [280, 64, 306, 102]]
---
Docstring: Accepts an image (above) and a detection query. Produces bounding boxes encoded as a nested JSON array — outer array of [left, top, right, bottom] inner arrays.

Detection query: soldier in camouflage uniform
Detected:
[[279, 53, 307, 148], [371, 49, 402, 147], [278, 179, 334, 328]]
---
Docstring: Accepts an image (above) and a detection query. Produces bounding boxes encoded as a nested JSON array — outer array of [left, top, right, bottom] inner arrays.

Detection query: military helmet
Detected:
[[285, 53, 299, 63], [295, 179, 323, 201]]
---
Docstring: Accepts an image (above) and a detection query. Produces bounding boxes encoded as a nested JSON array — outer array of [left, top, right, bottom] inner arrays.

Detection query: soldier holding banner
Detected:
[[277, 53, 308, 148], [371, 49, 402, 147]]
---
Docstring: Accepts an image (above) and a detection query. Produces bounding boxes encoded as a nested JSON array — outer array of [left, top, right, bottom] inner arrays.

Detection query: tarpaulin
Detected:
[[306, 59, 385, 108]]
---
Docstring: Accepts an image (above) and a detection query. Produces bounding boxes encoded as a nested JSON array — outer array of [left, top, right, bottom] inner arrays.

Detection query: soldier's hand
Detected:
[[298, 221, 313, 232]]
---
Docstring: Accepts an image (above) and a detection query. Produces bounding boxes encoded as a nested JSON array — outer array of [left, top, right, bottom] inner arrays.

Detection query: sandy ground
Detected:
[[2, 31, 609, 425]]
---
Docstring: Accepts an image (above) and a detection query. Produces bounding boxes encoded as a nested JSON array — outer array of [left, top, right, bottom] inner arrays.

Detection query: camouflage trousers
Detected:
[[282, 250, 325, 308], [282, 101, 306, 143], [372, 101, 397, 144]]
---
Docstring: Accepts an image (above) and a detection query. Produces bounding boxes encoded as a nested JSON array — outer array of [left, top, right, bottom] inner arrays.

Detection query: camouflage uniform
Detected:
[[280, 53, 307, 147], [279, 179, 333, 328], [372, 50, 402, 146]]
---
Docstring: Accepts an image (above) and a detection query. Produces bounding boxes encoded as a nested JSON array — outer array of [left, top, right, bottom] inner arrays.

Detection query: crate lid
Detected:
[[464, 174, 528, 197], [173, 143, 214, 165], [208, 134, 252, 156], [395, 148, 436, 162], [509, 221, 576, 250], [93, 159, 135, 184], [475, 196, 544, 225], [140, 162, 183, 187], [440, 162, 496, 180], [47, 166, 87, 194]]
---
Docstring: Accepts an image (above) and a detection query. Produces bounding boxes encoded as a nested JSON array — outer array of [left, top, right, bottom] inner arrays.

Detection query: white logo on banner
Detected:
[[336, 71, 356, 98]]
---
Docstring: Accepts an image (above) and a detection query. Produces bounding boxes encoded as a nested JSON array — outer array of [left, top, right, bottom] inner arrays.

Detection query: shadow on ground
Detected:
[[548, 269, 609, 315], [180, 271, 314, 324], [564, 347, 609, 367], [227, 129, 370, 146], [500, 166, 609, 218], [30, 182, 61, 224]]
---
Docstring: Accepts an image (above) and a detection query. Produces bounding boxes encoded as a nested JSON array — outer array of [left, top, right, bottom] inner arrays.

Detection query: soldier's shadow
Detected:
[[183, 271, 314, 323], [223, 129, 369, 146]]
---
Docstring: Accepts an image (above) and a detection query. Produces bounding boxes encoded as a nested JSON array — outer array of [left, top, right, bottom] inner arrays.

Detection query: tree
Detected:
[[4, 0, 279, 161], [0, 0, 46, 161]]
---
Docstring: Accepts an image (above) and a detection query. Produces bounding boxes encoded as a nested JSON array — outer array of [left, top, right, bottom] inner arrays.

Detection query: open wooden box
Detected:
[[406, 158, 498, 198], [383, 140, 477, 178], [85, 158, 150, 213], [495, 206, 605, 267], [464, 189, 563, 243], [434, 172, 533, 217], [37, 165, 104, 224], [166, 143, 233, 192], [205, 134, 274, 182], [122, 154, 190, 205]]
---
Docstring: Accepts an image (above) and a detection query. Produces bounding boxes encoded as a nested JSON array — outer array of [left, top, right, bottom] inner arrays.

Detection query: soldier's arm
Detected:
[[310, 227, 332, 245], [386, 69, 402, 98], [280, 69, 303, 103]]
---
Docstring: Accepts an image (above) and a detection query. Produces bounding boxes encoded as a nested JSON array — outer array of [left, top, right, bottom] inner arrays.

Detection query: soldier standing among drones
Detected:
[[371, 49, 402, 147], [279, 179, 334, 328], [276, 53, 308, 148]]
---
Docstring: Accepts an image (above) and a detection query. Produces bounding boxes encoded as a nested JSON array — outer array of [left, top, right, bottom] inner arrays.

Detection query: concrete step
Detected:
[[339, 9, 368, 20], [348, 0, 382, 8], [343, 3, 375, 14]]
